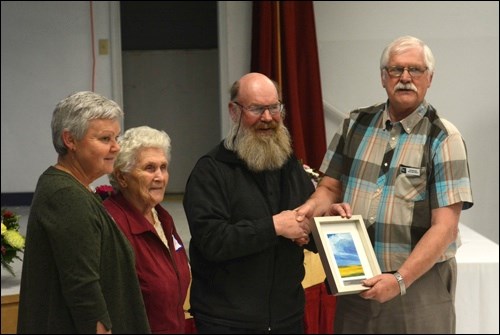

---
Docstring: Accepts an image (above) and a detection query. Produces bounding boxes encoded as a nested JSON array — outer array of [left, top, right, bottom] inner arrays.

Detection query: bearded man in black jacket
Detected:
[[183, 72, 316, 334]]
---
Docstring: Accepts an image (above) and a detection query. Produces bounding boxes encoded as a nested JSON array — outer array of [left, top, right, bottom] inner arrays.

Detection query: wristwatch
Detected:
[[393, 271, 406, 296]]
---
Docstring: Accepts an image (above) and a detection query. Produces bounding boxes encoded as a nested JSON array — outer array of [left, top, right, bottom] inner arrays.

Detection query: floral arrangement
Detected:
[[1, 208, 25, 276], [95, 185, 114, 201]]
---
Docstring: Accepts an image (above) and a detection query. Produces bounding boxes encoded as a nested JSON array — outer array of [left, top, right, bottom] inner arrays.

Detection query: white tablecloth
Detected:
[[455, 224, 499, 334]]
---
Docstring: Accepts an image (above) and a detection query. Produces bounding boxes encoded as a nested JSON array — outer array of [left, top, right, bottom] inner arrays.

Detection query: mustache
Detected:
[[255, 120, 278, 131], [394, 82, 417, 93]]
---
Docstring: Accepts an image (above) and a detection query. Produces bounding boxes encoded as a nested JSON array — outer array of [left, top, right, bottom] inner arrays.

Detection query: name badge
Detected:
[[400, 166, 421, 176], [173, 235, 183, 251]]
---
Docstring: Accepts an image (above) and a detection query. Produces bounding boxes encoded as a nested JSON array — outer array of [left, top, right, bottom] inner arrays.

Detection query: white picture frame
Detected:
[[311, 215, 382, 295]]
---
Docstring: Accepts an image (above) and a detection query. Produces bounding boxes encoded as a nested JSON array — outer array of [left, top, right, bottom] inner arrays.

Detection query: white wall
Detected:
[[217, 1, 253, 137], [1, 1, 118, 191]]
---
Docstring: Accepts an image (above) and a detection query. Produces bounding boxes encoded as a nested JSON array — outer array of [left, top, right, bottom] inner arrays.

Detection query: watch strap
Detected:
[[393, 271, 406, 296]]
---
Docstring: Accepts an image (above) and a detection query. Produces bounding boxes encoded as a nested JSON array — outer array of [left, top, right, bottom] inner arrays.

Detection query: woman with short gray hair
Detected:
[[104, 126, 191, 334], [17, 91, 151, 334]]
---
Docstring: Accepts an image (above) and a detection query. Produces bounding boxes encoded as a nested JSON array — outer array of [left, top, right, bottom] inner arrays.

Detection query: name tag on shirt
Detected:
[[173, 235, 183, 251], [400, 165, 421, 176]]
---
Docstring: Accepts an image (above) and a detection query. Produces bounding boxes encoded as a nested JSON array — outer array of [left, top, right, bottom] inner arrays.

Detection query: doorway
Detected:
[[120, 1, 220, 193]]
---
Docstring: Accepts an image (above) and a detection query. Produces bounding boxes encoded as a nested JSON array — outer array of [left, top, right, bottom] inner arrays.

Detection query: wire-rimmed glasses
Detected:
[[233, 101, 284, 116], [384, 66, 428, 78]]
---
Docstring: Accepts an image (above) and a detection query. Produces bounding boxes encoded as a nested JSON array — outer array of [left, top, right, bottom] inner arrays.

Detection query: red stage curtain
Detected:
[[185, 318, 197, 334], [251, 1, 326, 170], [251, 2, 335, 333], [303, 282, 336, 334], [319, 282, 336, 333], [304, 283, 321, 333]]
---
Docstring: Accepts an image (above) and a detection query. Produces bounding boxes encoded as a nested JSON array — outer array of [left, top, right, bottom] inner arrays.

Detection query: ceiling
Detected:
[[120, 1, 218, 50]]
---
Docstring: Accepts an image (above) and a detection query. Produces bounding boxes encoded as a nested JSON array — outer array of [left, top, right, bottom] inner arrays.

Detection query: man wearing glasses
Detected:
[[296, 35, 473, 333], [184, 72, 316, 333]]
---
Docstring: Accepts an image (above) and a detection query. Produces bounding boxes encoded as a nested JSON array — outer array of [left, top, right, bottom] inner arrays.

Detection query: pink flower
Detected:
[[95, 185, 114, 201], [2, 210, 14, 219]]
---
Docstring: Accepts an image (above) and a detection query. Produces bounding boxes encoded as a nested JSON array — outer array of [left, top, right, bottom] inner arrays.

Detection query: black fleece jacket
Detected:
[[183, 142, 316, 330]]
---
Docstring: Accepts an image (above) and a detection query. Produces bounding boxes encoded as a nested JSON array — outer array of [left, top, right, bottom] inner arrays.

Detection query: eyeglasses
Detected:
[[233, 101, 284, 116], [384, 66, 428, 78]]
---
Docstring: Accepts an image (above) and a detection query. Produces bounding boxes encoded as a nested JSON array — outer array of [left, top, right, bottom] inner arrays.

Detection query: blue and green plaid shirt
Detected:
[[321, 101, 473, 272]]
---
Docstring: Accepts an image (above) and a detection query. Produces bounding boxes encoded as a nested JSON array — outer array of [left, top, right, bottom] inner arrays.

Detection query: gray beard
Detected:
[[232, 123, 293, 172]]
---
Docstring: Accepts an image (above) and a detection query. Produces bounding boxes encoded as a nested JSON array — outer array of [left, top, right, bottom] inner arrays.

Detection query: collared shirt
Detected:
[[320, 101, 473, 271]]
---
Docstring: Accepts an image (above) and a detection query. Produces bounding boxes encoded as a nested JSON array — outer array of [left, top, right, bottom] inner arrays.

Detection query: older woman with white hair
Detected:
[[103, 126, 191, 334], [18, 91, 150, 334]]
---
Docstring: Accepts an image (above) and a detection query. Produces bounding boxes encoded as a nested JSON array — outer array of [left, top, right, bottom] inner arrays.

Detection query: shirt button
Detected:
[[369, 217, 375, 223]]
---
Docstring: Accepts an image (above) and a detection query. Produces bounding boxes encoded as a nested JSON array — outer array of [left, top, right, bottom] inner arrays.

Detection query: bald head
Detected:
[[230, 72, 279, 104]]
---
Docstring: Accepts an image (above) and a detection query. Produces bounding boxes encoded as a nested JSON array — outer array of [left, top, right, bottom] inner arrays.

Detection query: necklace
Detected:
[[54, 163, 93, 192]]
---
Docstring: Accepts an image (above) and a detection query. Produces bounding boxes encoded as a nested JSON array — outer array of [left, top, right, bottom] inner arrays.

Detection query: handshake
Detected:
[[273, 209, 311, 246], [273, 201, 353, 246]]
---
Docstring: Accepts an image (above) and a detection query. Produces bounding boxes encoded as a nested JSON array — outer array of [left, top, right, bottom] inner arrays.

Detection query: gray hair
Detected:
[[108, 126, 171, 189], [380, 35, 435, 74], [51, 91, 123, 155]]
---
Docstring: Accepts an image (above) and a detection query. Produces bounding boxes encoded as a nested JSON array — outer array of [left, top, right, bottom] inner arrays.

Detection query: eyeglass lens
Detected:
[[234, 102, 283, 115], [386, 66, 427, 78], [249, 104, 282, 115]]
